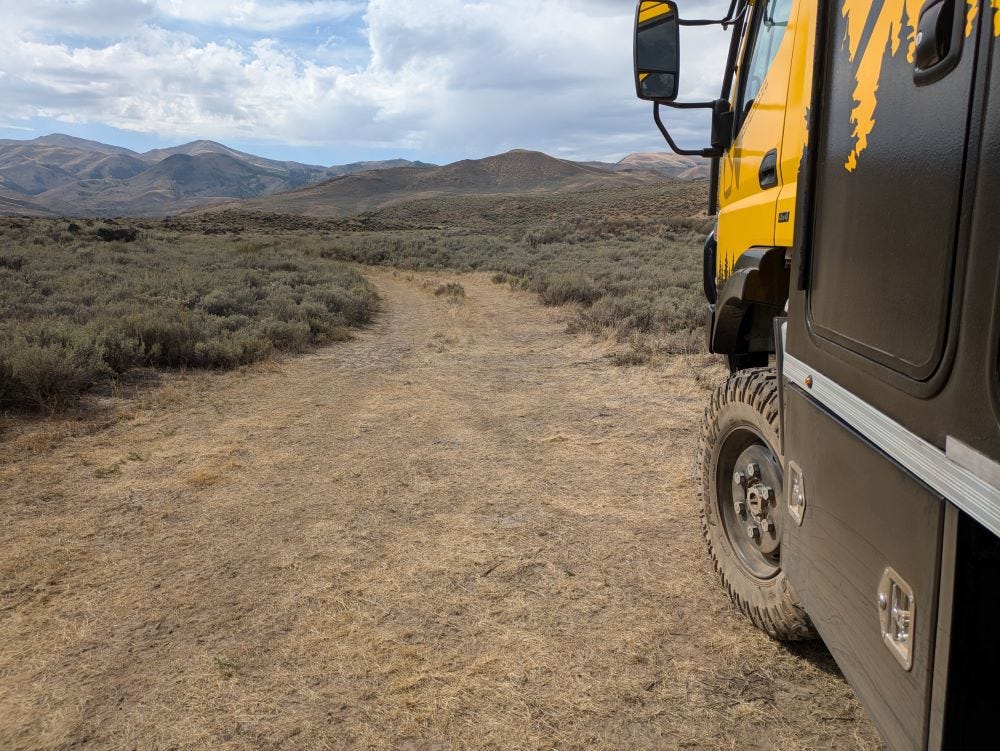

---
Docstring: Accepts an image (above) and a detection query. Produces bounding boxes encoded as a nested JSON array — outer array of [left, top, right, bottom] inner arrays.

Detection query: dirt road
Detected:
[[0, 271, 881, 750]]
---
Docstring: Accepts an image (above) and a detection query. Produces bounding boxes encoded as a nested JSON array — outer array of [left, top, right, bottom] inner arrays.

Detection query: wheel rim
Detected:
[[716, 426, 783, 580]]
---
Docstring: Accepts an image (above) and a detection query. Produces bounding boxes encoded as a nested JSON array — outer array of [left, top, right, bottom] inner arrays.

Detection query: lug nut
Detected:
[[761, 486, 773, 502], [734, 500, 747, 516], [760, 518, 772, 533], [733, 470, 745, 486], [746, 524, 759, 540], [746, 462, 760, 480]]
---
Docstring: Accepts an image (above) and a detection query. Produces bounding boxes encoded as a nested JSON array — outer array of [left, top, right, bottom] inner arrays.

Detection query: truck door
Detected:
[[716, 0, 795, 279], [781, 1, 982, 748]]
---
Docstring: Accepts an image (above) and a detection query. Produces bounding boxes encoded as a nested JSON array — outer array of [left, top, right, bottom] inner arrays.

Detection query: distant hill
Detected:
[[0, 188, 54, 217], [583, 152, 709, 180], [224, 150, 671, 218], [37, 152, 302, 215], [0, 133, 141, 157], [0, 134, 436, 216], [0, 135, 701, 217], [326, 158, 438, 177]]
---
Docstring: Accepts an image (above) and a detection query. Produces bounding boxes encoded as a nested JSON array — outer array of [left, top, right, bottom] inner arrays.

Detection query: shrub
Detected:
[[123, 309, 216, 368], [539, 274, 602, 307], [5, 341, 99, 411], [434, 282, 466, 299], [259, 319, 311, 352], [96, 227, 139, 243], [199, 287, 259, 317], [94, 325, 145, 375], [0, 353, 25, 409]]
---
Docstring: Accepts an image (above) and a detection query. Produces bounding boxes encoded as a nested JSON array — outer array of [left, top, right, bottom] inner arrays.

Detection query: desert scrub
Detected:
[[538, 273, 601, 306], [434, 282, 466, 299], [0, 219, 378, 412], [275, 184, 709, 346]]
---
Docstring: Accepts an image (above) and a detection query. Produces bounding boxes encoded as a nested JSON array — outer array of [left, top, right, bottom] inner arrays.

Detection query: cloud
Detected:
[[159, 1, 364, 31], [0, 0, 734, 160], [5, 0, 157, 38]]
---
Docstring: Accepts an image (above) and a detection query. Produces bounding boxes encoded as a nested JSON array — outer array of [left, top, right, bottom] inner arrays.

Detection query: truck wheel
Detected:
[[697, 367, 816, 640]]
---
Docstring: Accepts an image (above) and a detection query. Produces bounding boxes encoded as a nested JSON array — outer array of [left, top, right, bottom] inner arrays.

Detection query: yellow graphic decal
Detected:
[[966, 0, 1000, 37], [967, 0, 979, 37], [842, 0, 999, 172], [841, 0, 924, 171]]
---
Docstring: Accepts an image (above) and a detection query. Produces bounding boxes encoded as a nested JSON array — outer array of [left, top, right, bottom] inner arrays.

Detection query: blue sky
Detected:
[[0, 0, 731, 166]]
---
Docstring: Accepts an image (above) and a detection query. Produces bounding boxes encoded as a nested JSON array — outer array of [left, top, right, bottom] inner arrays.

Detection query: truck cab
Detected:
[[634, 2, 1000, 748]]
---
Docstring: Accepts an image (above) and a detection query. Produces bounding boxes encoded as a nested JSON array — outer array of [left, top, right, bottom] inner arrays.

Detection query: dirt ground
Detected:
[[0, 270, 883, 750]]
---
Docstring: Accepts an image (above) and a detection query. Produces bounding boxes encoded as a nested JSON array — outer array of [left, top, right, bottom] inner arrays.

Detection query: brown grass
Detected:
[[0, 271, 882, 750]]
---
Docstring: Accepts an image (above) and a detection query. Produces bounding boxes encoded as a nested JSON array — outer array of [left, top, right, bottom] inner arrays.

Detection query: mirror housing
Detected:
[[634, 1, 680, 102]]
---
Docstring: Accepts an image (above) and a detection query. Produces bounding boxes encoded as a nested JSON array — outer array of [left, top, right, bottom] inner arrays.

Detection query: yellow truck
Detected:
[[634, 2, 1000, 748]]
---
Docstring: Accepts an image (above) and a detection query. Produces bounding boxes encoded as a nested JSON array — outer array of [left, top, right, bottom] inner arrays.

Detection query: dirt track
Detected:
[[0, 271, 882, 750]]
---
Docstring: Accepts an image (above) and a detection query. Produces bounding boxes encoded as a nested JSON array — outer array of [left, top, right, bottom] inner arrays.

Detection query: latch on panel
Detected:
[[878, 567, 915, 671]]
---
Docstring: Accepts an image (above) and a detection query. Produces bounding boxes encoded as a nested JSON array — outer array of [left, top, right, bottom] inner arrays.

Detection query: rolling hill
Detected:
[[0, 134, 436, 216], [223, 150, 672, 218], [0, 133, 700, 217], [583, 152, 709, 180], [0, 188, 55, 217]]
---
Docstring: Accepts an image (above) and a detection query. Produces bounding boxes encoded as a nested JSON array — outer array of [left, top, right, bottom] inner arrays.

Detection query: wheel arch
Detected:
[[709, 246, 790, 358]]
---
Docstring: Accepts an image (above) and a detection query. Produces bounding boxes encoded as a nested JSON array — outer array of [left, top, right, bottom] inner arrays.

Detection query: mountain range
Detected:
[[0, 134, 706, 217]]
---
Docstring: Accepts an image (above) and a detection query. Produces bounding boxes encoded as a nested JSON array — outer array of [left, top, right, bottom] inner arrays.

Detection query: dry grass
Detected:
[[0, 271, 883, 750]]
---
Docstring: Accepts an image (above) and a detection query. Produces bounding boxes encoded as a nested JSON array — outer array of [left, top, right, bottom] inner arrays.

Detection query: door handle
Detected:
[[914, 0, 965, 85], [759, 149, 778, 190]]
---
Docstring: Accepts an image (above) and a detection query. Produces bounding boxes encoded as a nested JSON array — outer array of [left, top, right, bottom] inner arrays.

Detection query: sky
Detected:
[[0, 0, 732, 166]]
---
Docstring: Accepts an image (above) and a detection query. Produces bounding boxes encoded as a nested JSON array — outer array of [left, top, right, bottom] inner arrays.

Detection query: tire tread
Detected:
[[697, 367, 816, 641]]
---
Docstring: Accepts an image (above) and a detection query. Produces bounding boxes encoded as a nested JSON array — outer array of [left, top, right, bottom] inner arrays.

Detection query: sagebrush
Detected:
[[0, 219, 378, 411]]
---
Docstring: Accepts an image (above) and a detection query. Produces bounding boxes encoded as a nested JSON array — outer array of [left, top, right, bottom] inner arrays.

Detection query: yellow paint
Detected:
[[775, 0, 816, 249], [712, 0, 996, 285], [717, 0, 810, 281], [638, 2, 672, 23], [967, 0, 979, 37], [841, 0, 924, 172]]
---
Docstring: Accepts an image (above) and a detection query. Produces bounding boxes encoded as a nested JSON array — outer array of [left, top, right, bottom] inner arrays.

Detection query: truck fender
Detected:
[[709, 247, 789, 356]]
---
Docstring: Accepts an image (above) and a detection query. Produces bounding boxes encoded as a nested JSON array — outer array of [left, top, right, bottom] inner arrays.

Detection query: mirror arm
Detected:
[[653, 102, 721, 158], [677, 0, 746, 27]]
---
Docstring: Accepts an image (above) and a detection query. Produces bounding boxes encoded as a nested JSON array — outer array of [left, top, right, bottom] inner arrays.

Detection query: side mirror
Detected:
[[634, 1, 680, 102]]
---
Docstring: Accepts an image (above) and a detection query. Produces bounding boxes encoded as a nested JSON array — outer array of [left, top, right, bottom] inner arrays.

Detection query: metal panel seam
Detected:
[[783, 354, 1000, 537]]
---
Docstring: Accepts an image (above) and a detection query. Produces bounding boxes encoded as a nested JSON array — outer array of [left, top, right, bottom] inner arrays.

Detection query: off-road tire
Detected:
[[697, 367, 816, 640]]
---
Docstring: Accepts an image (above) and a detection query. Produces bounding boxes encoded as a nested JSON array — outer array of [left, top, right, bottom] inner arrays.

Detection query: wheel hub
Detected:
[[732, 448, 781, 558], [715, 427, 784, 581]]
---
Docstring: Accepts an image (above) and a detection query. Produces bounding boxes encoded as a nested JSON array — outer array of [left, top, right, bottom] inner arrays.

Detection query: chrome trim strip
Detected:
[[947, 436, 1000, 490], [783, 354, 1000, 538]]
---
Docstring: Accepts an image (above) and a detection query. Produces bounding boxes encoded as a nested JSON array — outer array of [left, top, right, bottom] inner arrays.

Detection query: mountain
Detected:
[[37, 152, 302, 215], [0, 134, 436, 216], [224, 150, 672, 218], [584, 152, 709, 180], [0, 133, 141, 157], [0, 188, 54, 217], [140, 140, 325, 188], [0, 136, 696, 218], [326, 159, 438, 177]]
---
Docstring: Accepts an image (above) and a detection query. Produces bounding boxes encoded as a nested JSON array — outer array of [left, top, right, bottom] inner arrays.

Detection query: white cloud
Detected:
[[0, 0, 734, 160], [5, 0, 157, 38], [159, 1, 364, 31]]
